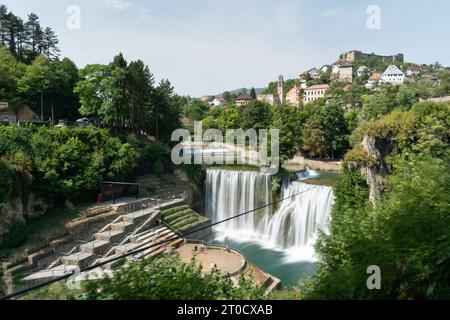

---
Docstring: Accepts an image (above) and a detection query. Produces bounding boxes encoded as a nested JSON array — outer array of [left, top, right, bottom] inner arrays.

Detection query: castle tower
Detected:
[[278, 75, 285, 104]]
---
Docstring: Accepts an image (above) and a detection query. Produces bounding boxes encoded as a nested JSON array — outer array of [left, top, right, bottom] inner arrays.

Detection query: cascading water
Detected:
[[205, 169, 334, 261], [205, 169, 272, 238]]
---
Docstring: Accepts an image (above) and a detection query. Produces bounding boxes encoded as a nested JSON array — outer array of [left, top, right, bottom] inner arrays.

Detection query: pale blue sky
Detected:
[[2, 0, 449, 96]]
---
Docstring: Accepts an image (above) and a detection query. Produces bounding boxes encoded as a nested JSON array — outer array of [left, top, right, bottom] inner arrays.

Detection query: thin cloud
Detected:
[[101, 0, 132, 11]]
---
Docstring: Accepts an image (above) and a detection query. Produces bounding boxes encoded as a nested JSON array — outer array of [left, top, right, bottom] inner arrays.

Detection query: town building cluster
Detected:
[[199, 50, 446, 108]]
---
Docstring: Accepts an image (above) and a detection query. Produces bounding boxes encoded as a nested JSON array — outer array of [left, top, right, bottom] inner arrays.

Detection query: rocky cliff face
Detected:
[[360, 135, 390, 205], [0, 194, 48, 240]]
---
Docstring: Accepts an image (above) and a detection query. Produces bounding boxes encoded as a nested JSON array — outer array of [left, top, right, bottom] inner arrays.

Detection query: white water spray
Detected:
[[205, 169, 334, 261]]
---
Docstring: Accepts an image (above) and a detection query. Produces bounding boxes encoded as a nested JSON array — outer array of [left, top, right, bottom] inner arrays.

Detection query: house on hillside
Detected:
[[235, 93, 253, 106], [308, 68, 320, 79], [365, 73, 382, 89], [303, 84, 330, 105], [356, 66, 369, 77], [406, 64, 420, 76], [382, 65, 405, 85], [320, 65, 331, 73], [286, 85, 302, 107]]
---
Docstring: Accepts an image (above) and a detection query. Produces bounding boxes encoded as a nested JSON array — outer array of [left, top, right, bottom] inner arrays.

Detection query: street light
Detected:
[[39, 90, 44, 122]]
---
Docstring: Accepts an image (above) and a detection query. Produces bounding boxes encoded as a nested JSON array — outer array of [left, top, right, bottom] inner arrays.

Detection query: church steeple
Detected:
[[278, 75, 285, 104]]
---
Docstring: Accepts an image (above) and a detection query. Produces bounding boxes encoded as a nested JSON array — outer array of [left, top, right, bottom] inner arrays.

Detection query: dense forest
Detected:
[[0, 7, 181, 251]]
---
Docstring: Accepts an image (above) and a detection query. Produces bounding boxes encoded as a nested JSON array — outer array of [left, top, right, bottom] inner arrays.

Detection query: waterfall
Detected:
[[205, 169, 272, 238], [205, 169, 334, 259], [259, 182, 333, 248]]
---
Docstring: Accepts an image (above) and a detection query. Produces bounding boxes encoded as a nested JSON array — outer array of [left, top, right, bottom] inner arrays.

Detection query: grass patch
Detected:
[[161, 206, 209, 233]]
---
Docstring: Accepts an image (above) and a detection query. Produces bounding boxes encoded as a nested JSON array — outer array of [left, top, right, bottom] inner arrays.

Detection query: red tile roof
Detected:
[[236, 93, 253, 101], [369, 73, 381, 81], [304, 84, 330, 91]]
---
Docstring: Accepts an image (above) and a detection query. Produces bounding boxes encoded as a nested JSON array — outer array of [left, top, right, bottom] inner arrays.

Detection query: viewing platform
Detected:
[[176, 242, 281, 295]]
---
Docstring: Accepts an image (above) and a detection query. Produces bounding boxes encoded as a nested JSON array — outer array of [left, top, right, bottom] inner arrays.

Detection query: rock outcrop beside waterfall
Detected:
[[360, 135, 390, 205]]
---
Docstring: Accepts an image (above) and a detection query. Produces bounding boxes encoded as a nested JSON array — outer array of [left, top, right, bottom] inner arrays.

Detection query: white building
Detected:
[[320, 65, 331, 73], [303, 84, 330, 104], [332, 63, 340, 75], [381, 65, 405, 85], [356, 66, 368, 77], [308, 68, 320, 79], [365, 73, 382, 89]]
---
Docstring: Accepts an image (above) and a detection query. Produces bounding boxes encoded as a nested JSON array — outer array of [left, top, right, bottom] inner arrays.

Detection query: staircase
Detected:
[[24, 199, 186, 282]]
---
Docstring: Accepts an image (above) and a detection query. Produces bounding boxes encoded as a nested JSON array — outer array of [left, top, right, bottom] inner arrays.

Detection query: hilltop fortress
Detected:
[[341, 50, 404, 63]]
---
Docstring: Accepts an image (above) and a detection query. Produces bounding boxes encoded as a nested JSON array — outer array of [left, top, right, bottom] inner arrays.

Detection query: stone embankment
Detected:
[[283, 155, 343, 172]]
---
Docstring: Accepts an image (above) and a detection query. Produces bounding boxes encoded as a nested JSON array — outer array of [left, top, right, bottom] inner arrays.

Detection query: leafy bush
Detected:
[[2, 219, 28, 249], [0, 125, 147, 204], [78, 254, 262, 300], [0, 159, 14, 207]]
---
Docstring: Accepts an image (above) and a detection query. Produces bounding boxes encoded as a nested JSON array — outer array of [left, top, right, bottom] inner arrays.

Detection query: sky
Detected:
[[2, 0, 449, 97]]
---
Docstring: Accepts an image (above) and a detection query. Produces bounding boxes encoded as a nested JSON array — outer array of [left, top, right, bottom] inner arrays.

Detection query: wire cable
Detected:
[[1, 186, 316, 300]]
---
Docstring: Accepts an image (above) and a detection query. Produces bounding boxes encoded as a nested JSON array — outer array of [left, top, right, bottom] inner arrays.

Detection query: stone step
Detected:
[[122, 209, 155, 224], [79, 240, 110, 255], [95, 229, 124, 243], [131, 225, 166, 240], [134, 228, 173, 243], [131, 231, 177, 259], [24, 265, 78, 281], [114, 242, 143, 255], [62, 251, 92, 268], [110, 221, 134, 232]]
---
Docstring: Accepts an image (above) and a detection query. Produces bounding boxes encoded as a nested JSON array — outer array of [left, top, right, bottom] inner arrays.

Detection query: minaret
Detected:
[[278, 75, 285, 104]]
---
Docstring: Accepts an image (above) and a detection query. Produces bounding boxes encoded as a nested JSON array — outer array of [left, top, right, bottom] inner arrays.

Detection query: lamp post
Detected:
[[39, 90, 44, 122]]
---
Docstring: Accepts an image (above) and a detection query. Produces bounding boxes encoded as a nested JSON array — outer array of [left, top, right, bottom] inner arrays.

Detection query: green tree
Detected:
[[75, 63, 130, 126], [217, 106, 240, 132], [78, 254, 262, 300], [241, 100, 272, 130], [271, 105, 305, 161], [302, 102, 349, 158], [250, 87, 257, 99], [0, 45, 26, 100], [307, 155, 450, 300], [183, 99, 209, 121]]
